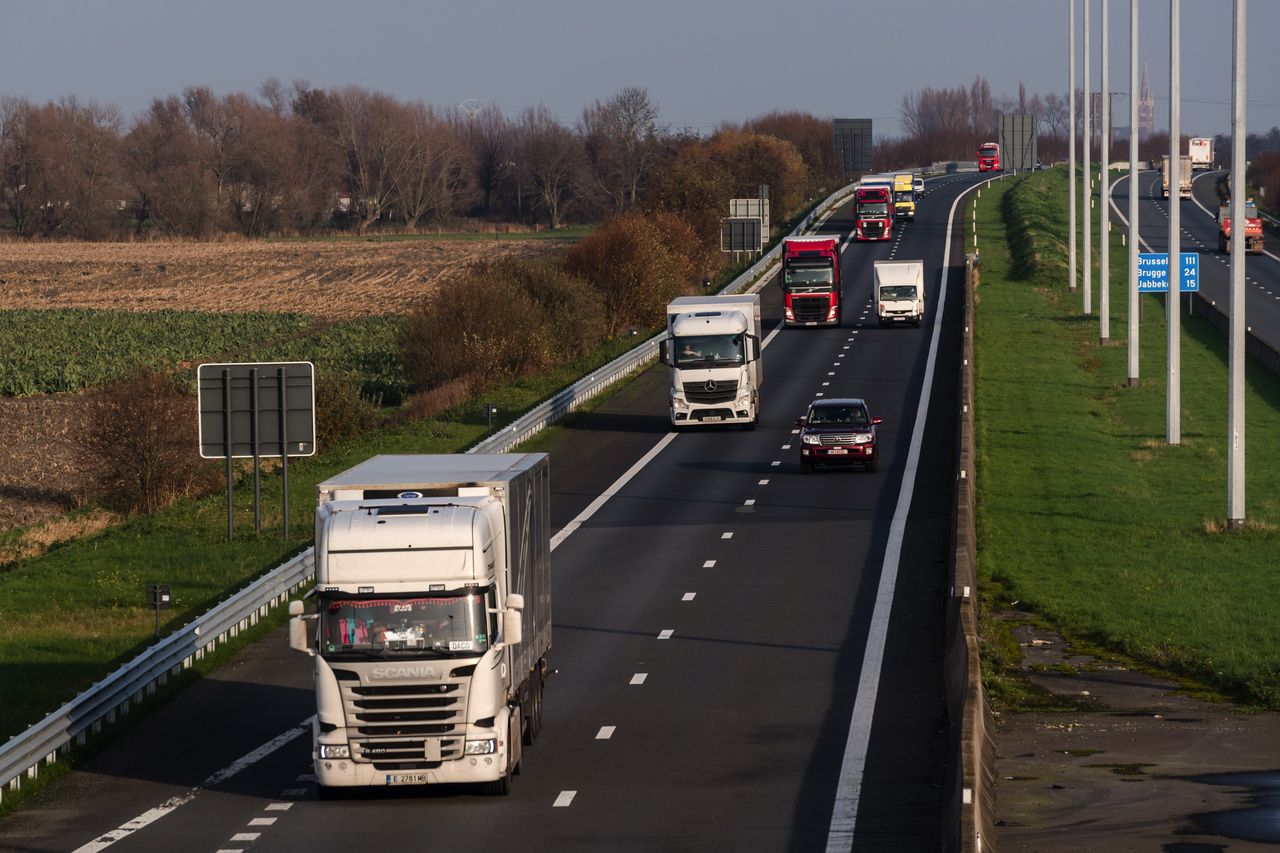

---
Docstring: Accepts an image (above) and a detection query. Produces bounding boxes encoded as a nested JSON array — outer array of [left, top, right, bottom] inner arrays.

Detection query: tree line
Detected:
[[0, 82, 843, 240]]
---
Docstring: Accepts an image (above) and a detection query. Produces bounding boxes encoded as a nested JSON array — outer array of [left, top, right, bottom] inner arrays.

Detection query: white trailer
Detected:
[[873, 259, 926, 327], [661, 294, 762, 428], [289, 453, 551, 796], [1189, 137, 1214, 171], [1161, 155, 1193, 199]]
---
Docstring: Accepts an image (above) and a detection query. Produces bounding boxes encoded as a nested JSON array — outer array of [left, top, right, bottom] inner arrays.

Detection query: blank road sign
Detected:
[[198, 362, 316, 459], [721, 217, 762, 252]]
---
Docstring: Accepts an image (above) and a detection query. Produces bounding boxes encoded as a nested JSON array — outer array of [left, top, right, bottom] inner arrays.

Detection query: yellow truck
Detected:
[[893, 174, 916, 222]]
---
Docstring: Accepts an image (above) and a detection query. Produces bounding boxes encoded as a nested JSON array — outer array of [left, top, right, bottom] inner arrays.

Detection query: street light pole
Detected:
[[1069, 0, 1078, 294], [1167, 0, 1181, 445], [1228, 0, 1247, 527], [1100, 0, 1111, 342], [1127, 0, 1140, 386], [1083, 0, 1092, 315]]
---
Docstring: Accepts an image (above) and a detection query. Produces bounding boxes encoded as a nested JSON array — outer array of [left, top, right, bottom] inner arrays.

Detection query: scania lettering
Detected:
[[662, 294, 762, 428], [289, 453, 552, 797], [781, 236, 842, 326]]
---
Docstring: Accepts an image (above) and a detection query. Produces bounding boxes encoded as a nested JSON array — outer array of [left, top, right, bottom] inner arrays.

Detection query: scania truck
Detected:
[[289, 453, 551, 797], [781, 236, 842, 326], [662, 294, 762, 428]]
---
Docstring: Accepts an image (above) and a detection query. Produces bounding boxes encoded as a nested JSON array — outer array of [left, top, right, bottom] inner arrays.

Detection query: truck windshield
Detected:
[[319, 591, 494, 661], [784, 265, 834, 287], [857, 202, 889, 216], [895, 191, 913, 203], [674, 333, 745, 367], [980, 147, 998, 157], [880, 285, 918, 301]]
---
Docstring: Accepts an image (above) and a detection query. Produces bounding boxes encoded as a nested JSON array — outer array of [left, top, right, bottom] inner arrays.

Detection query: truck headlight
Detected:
[[320, 744, 350, 759], [802, 433, 821, 445], [464, 738, 497, 755]]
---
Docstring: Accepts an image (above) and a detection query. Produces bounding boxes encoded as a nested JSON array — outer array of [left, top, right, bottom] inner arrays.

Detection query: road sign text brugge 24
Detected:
[[1137, 252, 1200, 292]]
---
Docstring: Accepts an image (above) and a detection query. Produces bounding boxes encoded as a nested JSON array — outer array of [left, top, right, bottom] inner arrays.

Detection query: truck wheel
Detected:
[[483, 773, 512, 796], [524, 670, 543, 745]]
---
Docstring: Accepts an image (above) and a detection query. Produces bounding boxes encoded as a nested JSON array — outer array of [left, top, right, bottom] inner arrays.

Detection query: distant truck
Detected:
[[1160, 155, 1193, 199], [1189, 137, 1214, 171], [977, 142, 1001, 172], [893, 174, 916, 221], [662, 294, 762, 428], [854, 185, 894, 241], [289, 453, 552, 797], [873, 259, 926, 326], [1218, 201, 1265, 254], [781, 236, 843, 326]]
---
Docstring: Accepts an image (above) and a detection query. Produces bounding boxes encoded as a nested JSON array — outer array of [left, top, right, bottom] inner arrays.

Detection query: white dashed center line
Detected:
[[596, 726, 616, 740], [702, 559, 716, 568], [721, 532, 733, 539], [682, 593, 696, 602], [657, 629, 674, 640], [554, 791, 577, 808], [631, 673, 648, 684]]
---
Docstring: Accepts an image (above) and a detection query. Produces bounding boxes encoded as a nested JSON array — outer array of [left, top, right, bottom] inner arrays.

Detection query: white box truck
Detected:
[[661, 294, 762, 428], [1189, 137, 1214, 171], [289, 453, 551, 796], [1161, 154, 1193, 199], [874, 259, 926, 326]]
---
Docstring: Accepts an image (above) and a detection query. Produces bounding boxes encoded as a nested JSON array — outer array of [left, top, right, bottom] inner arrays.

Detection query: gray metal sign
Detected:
[[998, 113, 1038, 171], [197, 362, 316, 459], [721, 217, 763, 252], [729, 198, 770, 234], [833, 119, 873, 178]]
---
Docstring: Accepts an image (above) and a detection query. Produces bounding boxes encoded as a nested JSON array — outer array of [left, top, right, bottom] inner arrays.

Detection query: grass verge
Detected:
[[972, 166, 1280, 710]]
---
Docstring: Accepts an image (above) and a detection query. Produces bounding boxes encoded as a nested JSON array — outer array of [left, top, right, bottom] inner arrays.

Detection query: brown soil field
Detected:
[[0, 237, 570, 541], [0, 237, 571, 319]]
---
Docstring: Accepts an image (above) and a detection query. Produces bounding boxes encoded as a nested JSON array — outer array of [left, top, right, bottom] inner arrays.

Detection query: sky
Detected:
[[4, 0, 1279, 139]]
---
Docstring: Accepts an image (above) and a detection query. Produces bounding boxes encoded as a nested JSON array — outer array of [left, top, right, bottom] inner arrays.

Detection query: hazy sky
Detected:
[[5, 0, 1278, 138]]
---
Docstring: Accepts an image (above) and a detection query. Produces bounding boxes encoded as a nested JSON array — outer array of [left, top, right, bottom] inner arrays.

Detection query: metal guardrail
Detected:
[[0, 180, 860, 803]]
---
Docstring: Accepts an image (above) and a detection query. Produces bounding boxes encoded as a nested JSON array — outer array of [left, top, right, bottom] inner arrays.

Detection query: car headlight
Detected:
[[464, 738, 497, 755], [802, 433, 821, 445], [852, 433, 873, 445], [320, 744, 350, 759]]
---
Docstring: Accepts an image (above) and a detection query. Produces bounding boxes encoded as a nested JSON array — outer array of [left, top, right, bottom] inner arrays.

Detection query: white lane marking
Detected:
[[248, 818, 276, 826], [551, 431, 677, 551], [781, 444, 792, 451], [758, 479, 770, 485], [657, 629, 674, 640], [828, 372, 836, 376], [770, 460, 781, 467], [721, 532, 734, 539], [843, 346, 850, 350], [631, 673, 648, 684], [822, 382, 830, 387], [702, 560, 716, 568], [216, 849, 244, 853], [265, 803, 293, 811], [72, 717, 313, 853], [554, 791, 577, 807], [231, 835, 261, 843], [682, 593, 696, 602], [827, 175, 997, 852], [743, 499, 756, 506], [816, 392, 825, 397], [595, 726, 616, 740]]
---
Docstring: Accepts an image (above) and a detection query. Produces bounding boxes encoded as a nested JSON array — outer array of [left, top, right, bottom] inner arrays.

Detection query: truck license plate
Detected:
[[386, 773, 430, 786], [828, 448, 848, 455], [702, 416, 722, 422]]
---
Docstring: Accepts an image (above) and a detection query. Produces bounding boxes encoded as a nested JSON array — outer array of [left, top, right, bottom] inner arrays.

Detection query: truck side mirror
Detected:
[[289, 616, 315, 656], [658, 340, 669, 365], [795, 417, 806, 427], [747, 335, 759, 360], [502, 609, 524, 647], [505, 593, 525, 611], [289, 600, 304, 617]]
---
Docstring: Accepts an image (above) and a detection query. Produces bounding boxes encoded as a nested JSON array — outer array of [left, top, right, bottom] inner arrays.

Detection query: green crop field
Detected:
[[973, 168, 1280, 708]]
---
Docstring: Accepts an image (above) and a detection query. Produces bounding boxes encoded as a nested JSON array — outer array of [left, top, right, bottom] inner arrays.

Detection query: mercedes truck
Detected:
[[662, 294, 762, 428]]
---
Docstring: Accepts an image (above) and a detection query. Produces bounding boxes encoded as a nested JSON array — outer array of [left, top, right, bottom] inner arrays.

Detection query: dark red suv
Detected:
[[796, 398, 882, 474]]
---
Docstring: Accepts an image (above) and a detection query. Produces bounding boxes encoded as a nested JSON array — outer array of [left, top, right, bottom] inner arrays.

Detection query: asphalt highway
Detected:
[[0, 172, 991, 853]]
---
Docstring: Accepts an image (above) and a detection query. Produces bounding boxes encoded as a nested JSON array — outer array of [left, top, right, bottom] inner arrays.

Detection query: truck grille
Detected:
[[337, 671, 470, 767], [861, 222, 885, 238], [791, 297, 830, 323], [683, 380, 738, 404]]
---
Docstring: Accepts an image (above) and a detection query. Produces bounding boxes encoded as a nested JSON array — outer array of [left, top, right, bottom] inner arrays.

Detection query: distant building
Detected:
[[1138, 62, 1155, 140]]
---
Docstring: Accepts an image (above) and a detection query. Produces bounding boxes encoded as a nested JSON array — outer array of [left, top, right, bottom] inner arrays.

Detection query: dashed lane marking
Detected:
[[554, 791, 577, 808]]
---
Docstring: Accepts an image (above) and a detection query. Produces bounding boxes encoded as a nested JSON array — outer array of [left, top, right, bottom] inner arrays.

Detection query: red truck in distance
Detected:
[[781, 236, 843, 326], [853, 186, 893, 241], [977, 142, 1001, 172]]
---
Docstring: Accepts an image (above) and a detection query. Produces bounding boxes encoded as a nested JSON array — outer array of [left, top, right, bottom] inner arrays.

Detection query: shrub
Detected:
[[77, 369, 218, 513], [314, 372, 381, 447]]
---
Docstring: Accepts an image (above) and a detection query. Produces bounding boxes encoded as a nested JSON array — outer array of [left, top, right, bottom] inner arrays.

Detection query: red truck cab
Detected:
[[781, 236, 842, 326], [854, 187, 894, 241], [977, 142, 1001, 172]]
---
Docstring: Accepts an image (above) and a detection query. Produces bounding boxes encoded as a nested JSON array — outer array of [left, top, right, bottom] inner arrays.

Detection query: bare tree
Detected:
[[391, 102, 470, 229], [56, 98, 123, 238], [0, 96, 44, 236], [328, 87, 406, 233], [580, 86, 661, 212], [467, 104, 512, 216], [520, 105, 587, 229]]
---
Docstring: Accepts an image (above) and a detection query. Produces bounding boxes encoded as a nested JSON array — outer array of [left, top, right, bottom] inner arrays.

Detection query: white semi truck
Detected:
[[288, 453, 551, 796], [661, 294, 762, 428], [1161, 154, 1193, 199], [873, 259, 926, 326]]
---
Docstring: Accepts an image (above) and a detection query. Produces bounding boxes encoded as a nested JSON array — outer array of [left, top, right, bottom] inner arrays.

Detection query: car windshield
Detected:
[[319, 591, 494, 661], [857, 202, 889, 216], [808, 405, 869, 426], [880, 285, 918, 301], [674, 333, 745, 367]]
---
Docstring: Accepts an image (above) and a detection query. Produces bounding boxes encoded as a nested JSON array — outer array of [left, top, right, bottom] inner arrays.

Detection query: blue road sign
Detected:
[[1137, 252, 1199, 292]]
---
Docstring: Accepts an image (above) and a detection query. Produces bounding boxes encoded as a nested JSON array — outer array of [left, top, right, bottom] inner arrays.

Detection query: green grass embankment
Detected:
[[972, 167, 1280, 708]]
